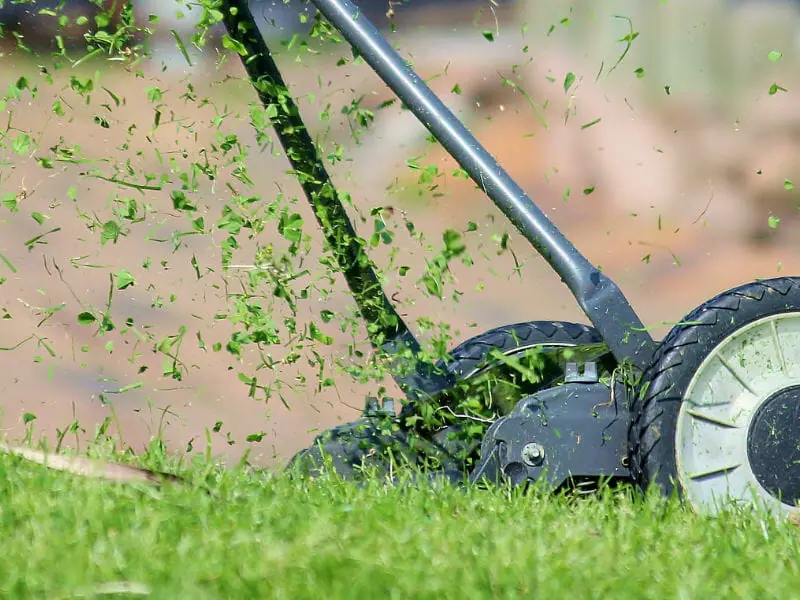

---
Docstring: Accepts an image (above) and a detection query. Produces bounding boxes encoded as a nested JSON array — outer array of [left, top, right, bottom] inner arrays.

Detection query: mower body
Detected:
[[223, 0, 800, 517]]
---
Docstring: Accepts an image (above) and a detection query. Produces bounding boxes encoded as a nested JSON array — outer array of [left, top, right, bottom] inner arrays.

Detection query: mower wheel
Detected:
[[285, 416, 467, 482], [629, 277, 800, 517], [438, 320, 604, 379], [290, 321, 606, 481]]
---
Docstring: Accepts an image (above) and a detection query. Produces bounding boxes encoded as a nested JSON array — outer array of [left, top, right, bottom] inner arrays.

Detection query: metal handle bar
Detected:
[[308, 0, 656, 368]]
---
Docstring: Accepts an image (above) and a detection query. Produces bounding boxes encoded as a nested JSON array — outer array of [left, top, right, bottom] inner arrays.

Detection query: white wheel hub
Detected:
[[676, 312, 800, 517]]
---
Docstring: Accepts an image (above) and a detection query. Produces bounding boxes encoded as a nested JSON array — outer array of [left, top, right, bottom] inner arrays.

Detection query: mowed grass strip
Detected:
[[0, 449, 798, 599]]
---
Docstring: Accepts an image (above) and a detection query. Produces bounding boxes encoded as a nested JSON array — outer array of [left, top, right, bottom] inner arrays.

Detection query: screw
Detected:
[[521, 443, 545, 467]]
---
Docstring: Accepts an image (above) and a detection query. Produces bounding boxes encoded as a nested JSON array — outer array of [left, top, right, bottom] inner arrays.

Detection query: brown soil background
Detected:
[[2, 2, 800, 470]]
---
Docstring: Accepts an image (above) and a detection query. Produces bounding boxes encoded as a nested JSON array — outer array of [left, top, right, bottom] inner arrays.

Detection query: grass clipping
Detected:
[[0, 442, 183, 486]]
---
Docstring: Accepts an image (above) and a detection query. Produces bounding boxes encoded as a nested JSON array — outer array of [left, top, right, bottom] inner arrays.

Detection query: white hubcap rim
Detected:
[[676, 312, 800, 517]]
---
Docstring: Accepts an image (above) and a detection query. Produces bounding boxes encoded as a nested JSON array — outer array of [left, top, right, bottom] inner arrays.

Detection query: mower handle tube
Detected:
[[221, 1, 455, 400], [309, 0, 657, 369]]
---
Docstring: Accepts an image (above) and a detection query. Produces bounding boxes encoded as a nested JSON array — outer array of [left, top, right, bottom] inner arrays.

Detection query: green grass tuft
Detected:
[[1, 447, 798, 599]]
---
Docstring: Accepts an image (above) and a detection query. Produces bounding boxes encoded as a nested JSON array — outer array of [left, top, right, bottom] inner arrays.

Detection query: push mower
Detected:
[[222, 0, 800, 517]]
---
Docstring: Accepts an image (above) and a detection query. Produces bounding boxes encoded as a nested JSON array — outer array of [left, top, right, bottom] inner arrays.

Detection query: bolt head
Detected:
[[521, 442, 545, 466]]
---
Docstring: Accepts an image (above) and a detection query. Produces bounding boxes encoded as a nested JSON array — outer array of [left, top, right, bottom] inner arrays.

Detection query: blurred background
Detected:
[[2, 0, 800, 468]]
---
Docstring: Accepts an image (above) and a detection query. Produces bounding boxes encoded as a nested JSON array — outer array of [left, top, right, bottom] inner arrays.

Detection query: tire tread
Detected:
[[628, 277, 800, 495]]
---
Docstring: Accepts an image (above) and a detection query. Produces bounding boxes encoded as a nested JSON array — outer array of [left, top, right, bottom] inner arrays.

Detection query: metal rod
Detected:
[[308, 0, 657, 368], [221, 0, 454, 398]]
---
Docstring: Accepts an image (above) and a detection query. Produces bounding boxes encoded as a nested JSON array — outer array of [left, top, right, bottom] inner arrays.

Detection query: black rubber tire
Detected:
[[438, 321, 603, 379], [286, 416, 469, 482], [290, 321, 602, 480], [628, 277, 800, 500]]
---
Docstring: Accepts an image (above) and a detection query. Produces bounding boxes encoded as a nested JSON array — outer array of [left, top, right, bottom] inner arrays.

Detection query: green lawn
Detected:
[[1, 445, 798, 599]]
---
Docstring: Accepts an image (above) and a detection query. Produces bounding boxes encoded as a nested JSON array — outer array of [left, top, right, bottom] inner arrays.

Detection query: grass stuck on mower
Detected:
[[222, 0, 800, 518]]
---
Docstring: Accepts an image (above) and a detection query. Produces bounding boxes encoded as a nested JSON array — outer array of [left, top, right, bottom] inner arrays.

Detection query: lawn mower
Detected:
[[221, 0, 800, 517]]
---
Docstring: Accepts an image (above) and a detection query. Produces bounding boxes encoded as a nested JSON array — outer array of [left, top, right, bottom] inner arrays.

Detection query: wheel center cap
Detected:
[[747, 385, 800, 507]]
